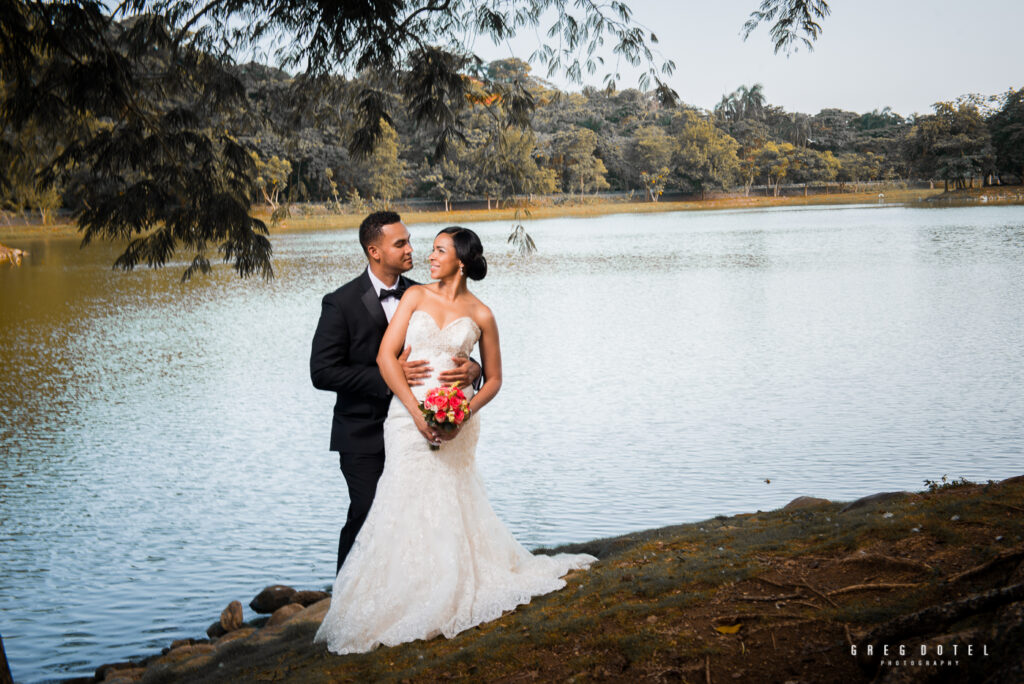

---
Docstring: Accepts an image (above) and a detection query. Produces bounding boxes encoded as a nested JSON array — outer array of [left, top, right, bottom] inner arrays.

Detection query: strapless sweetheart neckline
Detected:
[[410, 309, 480, 335]]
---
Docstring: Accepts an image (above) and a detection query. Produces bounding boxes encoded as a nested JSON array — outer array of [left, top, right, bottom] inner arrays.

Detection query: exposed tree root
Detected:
[[948, 547, 1024, 583], [856, 582, 1024, 674], [827, 582, 921, 596]]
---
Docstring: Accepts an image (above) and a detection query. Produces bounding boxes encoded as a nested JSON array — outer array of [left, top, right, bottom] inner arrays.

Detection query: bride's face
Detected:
[[428, 234, 461, 279]]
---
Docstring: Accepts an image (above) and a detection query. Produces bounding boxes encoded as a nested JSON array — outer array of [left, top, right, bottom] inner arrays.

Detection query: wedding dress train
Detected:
[[314, 310, 596, 655]]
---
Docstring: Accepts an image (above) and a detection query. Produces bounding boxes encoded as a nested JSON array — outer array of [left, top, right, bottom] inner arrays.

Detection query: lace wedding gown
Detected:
[[314, 310, 596, 655]]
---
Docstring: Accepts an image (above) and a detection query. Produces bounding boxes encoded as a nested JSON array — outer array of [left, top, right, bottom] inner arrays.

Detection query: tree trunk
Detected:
[[803, 184, 808, 197], [261, 186, 277, 210]]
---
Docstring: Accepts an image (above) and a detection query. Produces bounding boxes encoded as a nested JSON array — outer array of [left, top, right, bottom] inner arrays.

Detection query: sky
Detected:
[[471, 0, 1023, 117]]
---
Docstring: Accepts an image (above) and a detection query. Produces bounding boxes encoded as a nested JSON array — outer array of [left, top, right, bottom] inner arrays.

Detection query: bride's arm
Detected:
[[467, 308, 502, 416], [377, 288, 437, 441]]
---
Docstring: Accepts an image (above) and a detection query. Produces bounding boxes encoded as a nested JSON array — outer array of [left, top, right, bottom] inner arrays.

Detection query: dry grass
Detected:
[[135, 474, 1024, 684], [1, 188, 961, 242]]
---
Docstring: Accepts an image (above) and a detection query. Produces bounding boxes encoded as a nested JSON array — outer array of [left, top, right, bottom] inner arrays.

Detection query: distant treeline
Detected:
[[3, 56, 1022, 222]]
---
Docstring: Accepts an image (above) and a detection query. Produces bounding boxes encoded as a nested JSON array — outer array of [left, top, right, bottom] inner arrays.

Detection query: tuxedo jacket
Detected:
[[310, 270, 416, 454]]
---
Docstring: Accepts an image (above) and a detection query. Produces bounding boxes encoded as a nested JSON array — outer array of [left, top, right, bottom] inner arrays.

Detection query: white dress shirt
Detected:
[[366, 266, 401, 323]]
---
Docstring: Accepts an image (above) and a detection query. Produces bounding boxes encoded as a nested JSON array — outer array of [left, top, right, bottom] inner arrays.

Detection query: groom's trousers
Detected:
[[337, 449, 386, 573]]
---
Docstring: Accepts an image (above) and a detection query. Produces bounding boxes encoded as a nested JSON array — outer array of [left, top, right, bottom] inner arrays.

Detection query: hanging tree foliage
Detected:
[[0, 0, 830, 279]]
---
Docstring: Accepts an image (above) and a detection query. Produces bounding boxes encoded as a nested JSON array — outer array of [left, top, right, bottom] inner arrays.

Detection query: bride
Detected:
[[314, 227, 596, 655]]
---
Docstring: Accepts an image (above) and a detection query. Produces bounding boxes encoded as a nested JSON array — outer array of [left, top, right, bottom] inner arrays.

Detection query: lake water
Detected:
[[1, 204, 1023, 682]]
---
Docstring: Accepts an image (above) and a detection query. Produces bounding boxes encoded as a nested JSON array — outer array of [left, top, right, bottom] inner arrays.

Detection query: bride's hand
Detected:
[[414, 413, 441, 447], [436, 423, 462, 441]]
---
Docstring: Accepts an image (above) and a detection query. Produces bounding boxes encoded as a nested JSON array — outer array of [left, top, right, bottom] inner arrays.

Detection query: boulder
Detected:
[[206, 620, 227, 639], [839, 491, 911, 513], [152, 644, 215, 667], [250, 585, 296, 614], [285, 597, 332, 628], [214, 627, 256, 648], [102, 668, 146, 684], [290, 590, 330, 607], [94, 661, 138, 681], [220, 600, 244, 632], [266, 602, 305, 628], [782, 496, 831, 510]]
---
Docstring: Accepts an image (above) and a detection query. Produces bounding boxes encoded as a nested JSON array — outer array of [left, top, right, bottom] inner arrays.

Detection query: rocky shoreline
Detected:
[[61, 587, 334, 684], [45, 474, 1024, 683]]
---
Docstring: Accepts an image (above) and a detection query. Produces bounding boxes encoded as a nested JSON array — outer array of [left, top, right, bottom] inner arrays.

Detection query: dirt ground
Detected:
[[87, 474, 1024, 684]]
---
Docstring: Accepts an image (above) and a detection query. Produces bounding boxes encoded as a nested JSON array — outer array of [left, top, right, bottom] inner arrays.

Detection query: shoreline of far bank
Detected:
[[4, 186, 1021, 244], [61, 473, 1024, 684]]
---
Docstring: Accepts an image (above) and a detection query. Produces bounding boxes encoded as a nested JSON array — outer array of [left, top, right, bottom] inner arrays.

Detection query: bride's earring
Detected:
[[459, 264, 464, 276]]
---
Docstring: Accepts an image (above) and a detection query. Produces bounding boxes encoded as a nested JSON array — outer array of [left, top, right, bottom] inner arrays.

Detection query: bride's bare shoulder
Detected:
[[402, 284, 428, 300], [470, 299, 496, 330]]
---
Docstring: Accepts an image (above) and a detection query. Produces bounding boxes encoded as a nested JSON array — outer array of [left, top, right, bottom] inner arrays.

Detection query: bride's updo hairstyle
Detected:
[[438, 226, 487, 281]]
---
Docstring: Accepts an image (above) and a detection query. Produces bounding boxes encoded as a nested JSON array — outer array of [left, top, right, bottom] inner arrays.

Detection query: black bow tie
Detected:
[[379, 287, 404, 301]]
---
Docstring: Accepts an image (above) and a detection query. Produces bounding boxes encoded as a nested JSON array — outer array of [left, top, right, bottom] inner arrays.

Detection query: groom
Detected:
[[310, 211, 481, 573]]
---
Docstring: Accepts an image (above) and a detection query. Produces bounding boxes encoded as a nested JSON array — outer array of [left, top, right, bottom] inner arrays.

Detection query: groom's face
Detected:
[[369, 221, 414, 275]]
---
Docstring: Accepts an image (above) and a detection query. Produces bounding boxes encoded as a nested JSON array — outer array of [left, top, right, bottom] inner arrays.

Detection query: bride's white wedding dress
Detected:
[[314, 310, 596, 655]]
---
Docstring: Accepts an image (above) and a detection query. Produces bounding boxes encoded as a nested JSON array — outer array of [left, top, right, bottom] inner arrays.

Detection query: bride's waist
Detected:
[[407, 355, 472, 399]]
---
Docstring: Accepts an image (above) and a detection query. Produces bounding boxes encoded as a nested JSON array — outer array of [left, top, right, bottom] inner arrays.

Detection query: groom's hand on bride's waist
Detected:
[[437, 356, 481, 387], [399, 345, 432, 386]]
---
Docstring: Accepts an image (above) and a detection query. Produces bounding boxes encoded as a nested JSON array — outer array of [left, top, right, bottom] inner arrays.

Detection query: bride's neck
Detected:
[[434, 276, 467, 300]]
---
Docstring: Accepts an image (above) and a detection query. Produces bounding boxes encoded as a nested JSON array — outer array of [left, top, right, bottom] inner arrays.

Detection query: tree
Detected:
[[547, 128, 610, 198], [789, 147, 839, 193], [903, 101, 994, 190], [672, 110, 740, 199], [988, 87, 1024, 184], [250, 153, 292, 210], [359, 121, 405, 203], [1, 0, 829, 278], [836, 151, 883, 190], [755, 142, 796, 196], [629, 125, 674, 200], [714, 84, 767, 123]]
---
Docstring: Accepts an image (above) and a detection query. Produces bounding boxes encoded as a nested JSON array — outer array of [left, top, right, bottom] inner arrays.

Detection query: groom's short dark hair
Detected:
[[359, 211, 402, 255]]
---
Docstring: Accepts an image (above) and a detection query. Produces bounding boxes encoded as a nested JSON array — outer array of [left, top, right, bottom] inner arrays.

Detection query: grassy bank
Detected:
[[92, 475, 1024, 684], [1, 187, 983, 243], [263, 188, 948, 234]]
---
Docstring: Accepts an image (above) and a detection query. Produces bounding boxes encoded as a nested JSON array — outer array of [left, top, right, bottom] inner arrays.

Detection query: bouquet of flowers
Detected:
[[419, 383, 470, 450]]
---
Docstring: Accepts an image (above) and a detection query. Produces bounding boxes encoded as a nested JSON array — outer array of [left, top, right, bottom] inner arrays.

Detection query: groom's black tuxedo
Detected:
[[310, 270, 415, 453], [310, 269, 415, 572]]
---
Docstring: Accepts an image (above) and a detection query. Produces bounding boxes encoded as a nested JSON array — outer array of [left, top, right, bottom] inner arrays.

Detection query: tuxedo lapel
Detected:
[[358, 271, 389, 331]]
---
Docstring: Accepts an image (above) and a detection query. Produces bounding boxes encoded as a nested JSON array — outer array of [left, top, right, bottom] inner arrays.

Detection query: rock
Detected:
[[783, 496, 830, 510], [206, 620, 227, 639], [102, 668, 146, 684], [220, 600, 244, 632], [153, 644, 215, 666], [266, 602, 305, 628], [286, 597, 331, 627], [168, 638, 194, 650], [94, 661, 138, 681], [214, 627, 256, 648], [839, 491, 911, 514], [290, 590, 330, 607], [999, 474, 1024, 487], [250, 584, 297, 614]]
